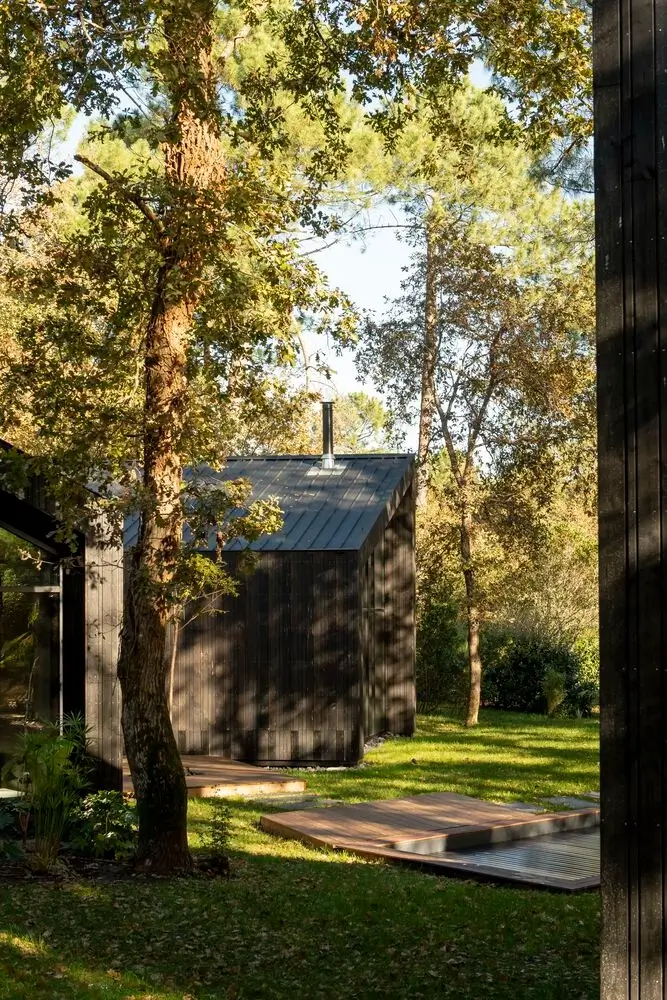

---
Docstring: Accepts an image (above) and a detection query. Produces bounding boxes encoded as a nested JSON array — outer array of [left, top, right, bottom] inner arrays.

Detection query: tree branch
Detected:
[[434, 371, 464, 488], [219, 26, 252, 62], [74, 154, 165, 236], [462, 332, 501, 480]]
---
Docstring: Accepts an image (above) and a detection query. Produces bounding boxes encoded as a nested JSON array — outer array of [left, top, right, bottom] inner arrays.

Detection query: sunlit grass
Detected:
[[0, 709, 600, 1000], [284, 709, 600, 806]]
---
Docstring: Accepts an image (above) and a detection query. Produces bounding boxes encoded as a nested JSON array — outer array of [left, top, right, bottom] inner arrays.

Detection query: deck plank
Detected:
[[123, 755, 307, 798], [260, 792, 600, 890]]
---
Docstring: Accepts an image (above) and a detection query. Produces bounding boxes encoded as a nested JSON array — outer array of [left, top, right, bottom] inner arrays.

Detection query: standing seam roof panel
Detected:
[[312, 462, 400, 550], [299, 465, 381, 550], [125, 455, 415, 553]]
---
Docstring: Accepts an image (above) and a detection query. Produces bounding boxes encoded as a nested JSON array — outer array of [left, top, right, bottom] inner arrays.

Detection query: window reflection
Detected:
[[0, 528, 60, 773]]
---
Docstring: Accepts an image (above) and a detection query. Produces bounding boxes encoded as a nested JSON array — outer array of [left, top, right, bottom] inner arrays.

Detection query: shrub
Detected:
[[2, 721, 90, 870], [572, 631, 600, 689], [564, 631, 599, 716], [416, 594, 468, 709], [200, 798, 231, 874], [61, 712, 95, 784], [69, 791, 137, 861], [543, 668, 566, 716], [0, 807, 21, 860], [481, 628, 598, 718]]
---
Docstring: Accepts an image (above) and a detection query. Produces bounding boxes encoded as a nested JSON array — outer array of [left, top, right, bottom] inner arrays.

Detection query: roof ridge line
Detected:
[[222, 453, 414, 462]]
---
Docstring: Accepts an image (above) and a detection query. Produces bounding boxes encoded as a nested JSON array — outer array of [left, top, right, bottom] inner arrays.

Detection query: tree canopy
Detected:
[[358, 87, 595, 723], [0, 0, 596, 865]]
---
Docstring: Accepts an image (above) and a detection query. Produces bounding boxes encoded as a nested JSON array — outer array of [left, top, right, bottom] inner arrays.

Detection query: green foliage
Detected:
[[490, 501, 599, 646], [69, 791, 138, 861], [60, 712, 94, 784], [481, 629, 598, 718], [252, 391, 392, 456], [256, 0, 591, 149], [415, 592, 467, 710], [358, 84, 595, 725], [542, 668, 566, 717], [573, 630, 600, 689], [199, 797, 232, 864], [0, 805, 22, 860], [2, 720, 91, 870]]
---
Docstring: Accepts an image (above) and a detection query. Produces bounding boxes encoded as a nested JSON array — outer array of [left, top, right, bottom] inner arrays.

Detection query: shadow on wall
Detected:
[[594, 0, 667, 989], [169, 515, 416, 768]]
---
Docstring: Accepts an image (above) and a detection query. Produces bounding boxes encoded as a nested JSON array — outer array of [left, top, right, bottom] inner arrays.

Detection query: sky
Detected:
[[65, 62, 492, 453], [300, 209, 412, 403], [303, 60, 491, 450]]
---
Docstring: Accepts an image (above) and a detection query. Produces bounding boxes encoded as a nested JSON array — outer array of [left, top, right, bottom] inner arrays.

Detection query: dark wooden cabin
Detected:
[[164, 451, 416, 766], [0, 445, 123, 789], [1, 430, 415, 780]]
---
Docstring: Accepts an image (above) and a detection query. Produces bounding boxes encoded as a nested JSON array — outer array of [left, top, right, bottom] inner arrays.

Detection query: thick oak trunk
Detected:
[[116, 2, 223, 873], [460, 510, 482, 727], [416, 220, 438, 509], [119, 576, 190, 871], [118, 276, 192, 872]]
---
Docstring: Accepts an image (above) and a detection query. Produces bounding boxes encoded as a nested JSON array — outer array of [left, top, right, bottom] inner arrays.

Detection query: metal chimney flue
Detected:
[[321, 401, 335, 470]]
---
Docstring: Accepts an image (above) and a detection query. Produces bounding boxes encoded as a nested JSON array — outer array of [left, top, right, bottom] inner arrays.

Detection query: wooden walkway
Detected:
[[123, 755, 307, 798], [261, 792, 600, 890]]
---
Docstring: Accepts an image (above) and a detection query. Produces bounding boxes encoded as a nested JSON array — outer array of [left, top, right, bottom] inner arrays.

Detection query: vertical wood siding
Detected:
[[171, 549, 363, 764], [84, 524, 123, 789], [62, 564, 86, 722], [359, 481, 416, 742], [594, 0, 667, 994]]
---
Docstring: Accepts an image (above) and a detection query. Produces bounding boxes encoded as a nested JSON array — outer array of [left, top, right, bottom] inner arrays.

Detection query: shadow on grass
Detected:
[[0, 709, 601, 1000], [284, 710, 599, 805], [0, 829, 601, 1000]]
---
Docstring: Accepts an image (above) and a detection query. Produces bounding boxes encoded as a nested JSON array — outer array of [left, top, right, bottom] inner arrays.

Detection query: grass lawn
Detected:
[[0, 710, 600, 1000]]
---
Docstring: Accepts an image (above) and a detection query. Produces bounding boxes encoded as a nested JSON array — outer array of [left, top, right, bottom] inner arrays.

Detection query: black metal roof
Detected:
[[125, 454, 415, 552]]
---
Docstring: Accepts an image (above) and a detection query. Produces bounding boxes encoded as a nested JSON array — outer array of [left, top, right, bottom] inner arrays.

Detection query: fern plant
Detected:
[[2, 719, 90, 870]]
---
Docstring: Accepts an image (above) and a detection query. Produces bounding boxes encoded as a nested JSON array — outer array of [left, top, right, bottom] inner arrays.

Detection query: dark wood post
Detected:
[[594, 0, 667, 995]]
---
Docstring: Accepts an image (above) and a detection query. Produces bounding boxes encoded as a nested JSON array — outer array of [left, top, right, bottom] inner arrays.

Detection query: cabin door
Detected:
[[361, 546, 387, 738], [361, 552, 373, 739]]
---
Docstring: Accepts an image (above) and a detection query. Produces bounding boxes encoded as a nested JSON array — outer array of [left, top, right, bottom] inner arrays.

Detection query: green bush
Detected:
[[542, 668, 566, 716], [1, 714, 94, 871], [199, 799, 231, 874], [416, 594, 468, 709], [69, 790, 137, 861], [0, 807, 22, 860], [572, 631, 600, 688], [481, 629, 598, 717], [1, 723, 90, 870]]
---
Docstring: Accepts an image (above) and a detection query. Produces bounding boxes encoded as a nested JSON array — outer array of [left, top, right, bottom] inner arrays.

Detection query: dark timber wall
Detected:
[[83, 525, 123, 789], [360, 482, 416, 741], [594, 0, 667, 995], [170, 478, 416, 766], [172, 550, 362, 764]]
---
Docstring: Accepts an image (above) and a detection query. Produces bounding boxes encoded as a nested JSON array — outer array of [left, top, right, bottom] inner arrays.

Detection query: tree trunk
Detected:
[[116, 2, 223, 872], [416, 217, 438, 509], [460, 508, 482, 726], [118, 278, 192, 872]]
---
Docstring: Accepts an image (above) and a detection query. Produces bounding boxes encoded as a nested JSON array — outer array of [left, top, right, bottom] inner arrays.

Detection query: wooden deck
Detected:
[[261, 792, 600, 890], [123, 756, 307, 798]]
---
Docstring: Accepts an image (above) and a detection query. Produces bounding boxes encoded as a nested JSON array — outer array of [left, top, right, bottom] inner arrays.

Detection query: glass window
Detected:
[[0, 528, 60, 774]]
